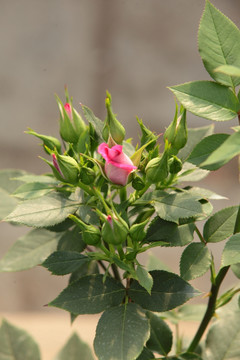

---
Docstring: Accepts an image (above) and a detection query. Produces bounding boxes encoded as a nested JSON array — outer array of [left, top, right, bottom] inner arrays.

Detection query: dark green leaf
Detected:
[[188, 134, 229, 169], [49, 274, 125, 314], [94, 303, 150, 360], [180, 243, 211, 281], [221, 234, 240, 267], [5, 193, 80, 227], [136, 347, 155, 360], [129, 270, 200, 312], [0, 229, 62, 272], [146, 217, 194, 247], [198, 0, 240, 87], [0, 319, 41, 360], [42, 251, 89, 275], [136, 266, 153, 294], [203, 206, 239, 243], [146, 311, 172, 355], [57, 227, 85, 252], [169, 81, 239, 121], [54, 333, 94, 360]]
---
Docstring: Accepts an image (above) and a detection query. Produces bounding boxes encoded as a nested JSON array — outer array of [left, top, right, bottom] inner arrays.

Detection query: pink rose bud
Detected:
[[52, 154, 64, 177], [98, 143, 137, 186], [64, 103, 72, 119]]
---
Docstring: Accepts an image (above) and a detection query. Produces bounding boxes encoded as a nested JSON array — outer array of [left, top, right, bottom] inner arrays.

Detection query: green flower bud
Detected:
[[132, 175, 145, 191], [168, 155, 182, 174], [26, 128, 61, 154], [137, 118, 157, 150], [69, 215, 101, 245], [104, 92, 125, 144], [172, 109, 187, 152], [79, 166, 95, 185], [129, 219, 148, 243], [52, 153, 80, 184], [102, 215, 128, 245], [56, 95, 86, 144], [145, 149, 169, 184]]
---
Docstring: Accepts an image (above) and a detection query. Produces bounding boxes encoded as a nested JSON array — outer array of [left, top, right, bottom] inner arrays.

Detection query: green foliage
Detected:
[[146, 311, 173, 355], [129, 271, 200, 312], [0, 229, 62, 272], [203, 206, 239, 243], [180, 243, 211, 281], [49, 274, 125, 314], [54, 333, 95, 360], [198, 0, 240, 88], [94, 303, 150, 360], [0, 319, 41, 360], [169, 81, 239, 121], [2, 2, 240, 359]]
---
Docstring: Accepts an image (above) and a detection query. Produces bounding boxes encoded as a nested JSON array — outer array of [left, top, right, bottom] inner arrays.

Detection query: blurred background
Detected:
[[0, 0, 239, 315]]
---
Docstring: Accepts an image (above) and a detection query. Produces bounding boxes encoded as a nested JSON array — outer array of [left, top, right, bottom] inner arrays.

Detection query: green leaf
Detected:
[[203, 206, 239, 243], [81, 105, 104, 140], [94, 303, 150, 360], [152, 192, 203, 223], [136, 266, 153, 295], [13, 182, 55, 199], [178, 125, 214, 162], [198, 0, 240, 87], [49, 274, 125, 314], [136, 347, 155, 360], [147, 254, 172, 272], [178, 162, 209, 182], [187, 133, 229, 169], [0, 229, 62, 272], [42, 251, 89, 275], [231, 263, 240, 279], [146, 217, 194, 247], [12, 174, 59, 184], [0, 169, 26, 194], [205, 307, 240, 360], [57, 227, 85, 253], [54, 333, 94, 360], [180, 243, 211, 281], [5, 193, 80, 227], [129, 270, 200, 312], [146, 311, 172, 355], [221, 234, 240, 267], [201, 130, 240, 170], [0, 319, 41, 360], [161, 354, 202, 360], [169, 81, 239, 121], [215, 65, 240, 78], [0, 188, 18, 220], [184, 186, 226, 200]]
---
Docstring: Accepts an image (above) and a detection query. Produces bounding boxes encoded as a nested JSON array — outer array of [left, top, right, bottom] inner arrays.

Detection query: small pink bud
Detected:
[[98, 143, 137, 186], [64, 103, 72, 119], [52, 154, 64, 177], [107, 215, 113, 228]]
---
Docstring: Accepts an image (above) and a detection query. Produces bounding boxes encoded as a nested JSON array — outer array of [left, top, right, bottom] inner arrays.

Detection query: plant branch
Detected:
[[187, 265, 229, 353]]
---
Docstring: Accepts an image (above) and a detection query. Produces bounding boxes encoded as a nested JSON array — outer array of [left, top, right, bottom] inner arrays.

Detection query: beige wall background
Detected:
[[0, 0, 240, 312]]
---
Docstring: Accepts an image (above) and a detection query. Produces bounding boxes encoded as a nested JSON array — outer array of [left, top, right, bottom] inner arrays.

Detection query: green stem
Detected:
[[120, 186, 127, 202], [195, 225, 207, 244], [111, 263, 122, 282], [187, 265, 229, 353]]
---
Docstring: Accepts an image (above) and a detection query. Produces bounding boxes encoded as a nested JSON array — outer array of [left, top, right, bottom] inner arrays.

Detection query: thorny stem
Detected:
[[187, 206, 240, 353], [111, 263, 122, 282], [187, 266, 229, 353]]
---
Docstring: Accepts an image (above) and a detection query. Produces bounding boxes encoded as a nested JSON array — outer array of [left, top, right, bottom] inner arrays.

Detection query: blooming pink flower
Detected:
[[98, 143, 137, 186], [64, 103, 72, 119]]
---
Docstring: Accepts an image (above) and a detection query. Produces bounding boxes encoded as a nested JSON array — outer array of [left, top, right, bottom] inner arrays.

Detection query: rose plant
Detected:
[[1, 1, 240, 359]]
